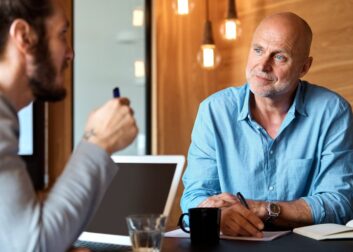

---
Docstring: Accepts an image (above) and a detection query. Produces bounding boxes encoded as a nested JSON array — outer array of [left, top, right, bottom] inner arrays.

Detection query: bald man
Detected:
[[181, 12, 353, 237]]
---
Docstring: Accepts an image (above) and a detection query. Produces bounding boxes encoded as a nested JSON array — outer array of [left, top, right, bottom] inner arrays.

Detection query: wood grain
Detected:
[[47, 0, 73, 185]]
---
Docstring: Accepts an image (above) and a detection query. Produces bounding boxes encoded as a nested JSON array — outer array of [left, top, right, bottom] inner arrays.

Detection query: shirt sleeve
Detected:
[[40, 141, 118, 251], [181, 100, 221, 213], [302, 101, 353, 224], [0, 101, 118, 252]]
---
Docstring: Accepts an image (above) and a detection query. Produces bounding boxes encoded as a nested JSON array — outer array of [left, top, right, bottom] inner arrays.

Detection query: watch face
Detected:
[[269, 203, 280, 214]]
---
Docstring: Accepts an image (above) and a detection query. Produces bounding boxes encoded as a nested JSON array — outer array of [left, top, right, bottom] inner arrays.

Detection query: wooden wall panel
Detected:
[[48, 0, 73, 185], [154, 0, 353, 229]]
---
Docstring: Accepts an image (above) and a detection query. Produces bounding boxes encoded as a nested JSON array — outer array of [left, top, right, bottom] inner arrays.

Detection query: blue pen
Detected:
[[113, 87, 120, 98]]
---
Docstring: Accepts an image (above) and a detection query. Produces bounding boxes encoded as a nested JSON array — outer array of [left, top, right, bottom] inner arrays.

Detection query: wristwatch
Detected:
[[265, 202, 281, 223]]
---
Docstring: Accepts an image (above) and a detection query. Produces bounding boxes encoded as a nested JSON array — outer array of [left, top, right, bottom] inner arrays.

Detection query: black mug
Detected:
[[178, 207, 221, 246]]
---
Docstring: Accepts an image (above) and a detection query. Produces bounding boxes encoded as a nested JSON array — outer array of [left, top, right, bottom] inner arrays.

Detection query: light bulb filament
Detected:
[[177, 0, 189, 15], [225, 19, 238, 40], [202, 45, 215, 68]]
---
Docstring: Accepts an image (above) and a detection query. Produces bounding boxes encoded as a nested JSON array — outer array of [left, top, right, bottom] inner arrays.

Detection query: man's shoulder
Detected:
[[301, 81, 351, 111], [201, 84, 247, 108], [0, 94, 18, 121]]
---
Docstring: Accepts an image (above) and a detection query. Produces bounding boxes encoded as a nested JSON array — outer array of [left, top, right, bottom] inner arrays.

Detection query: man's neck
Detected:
[[250, 91, 296, 139]]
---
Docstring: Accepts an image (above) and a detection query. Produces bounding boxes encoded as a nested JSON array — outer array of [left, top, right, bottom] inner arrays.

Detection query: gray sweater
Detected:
[[0, 94, 118, 252]]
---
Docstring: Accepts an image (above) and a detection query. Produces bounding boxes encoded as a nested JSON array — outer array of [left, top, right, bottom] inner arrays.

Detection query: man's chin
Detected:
[[249, 85, 277, 98], [33, 87, 67, 102], [39, 91, 67, 102], [30, 78, 67, 102]]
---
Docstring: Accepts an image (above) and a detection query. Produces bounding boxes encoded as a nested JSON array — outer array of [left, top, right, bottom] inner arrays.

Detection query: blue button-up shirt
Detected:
[[181, 81, 353, 224]]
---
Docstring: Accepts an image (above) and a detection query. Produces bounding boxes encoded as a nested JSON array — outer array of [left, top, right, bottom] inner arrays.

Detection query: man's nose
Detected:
[[258, 55, 272, 72], [66, 46, 74, 61]]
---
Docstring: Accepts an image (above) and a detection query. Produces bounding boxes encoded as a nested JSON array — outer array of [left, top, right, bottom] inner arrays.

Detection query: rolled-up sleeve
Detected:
[[181, 101, 221, 213], [302, 102, 353, 224]]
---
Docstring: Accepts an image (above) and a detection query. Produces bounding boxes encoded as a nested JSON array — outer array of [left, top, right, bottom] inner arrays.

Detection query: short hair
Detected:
[[0, 0, 53, 55]]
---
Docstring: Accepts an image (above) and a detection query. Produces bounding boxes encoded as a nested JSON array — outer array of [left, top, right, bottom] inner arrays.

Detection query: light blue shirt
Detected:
[[181, 81, 353, 224]]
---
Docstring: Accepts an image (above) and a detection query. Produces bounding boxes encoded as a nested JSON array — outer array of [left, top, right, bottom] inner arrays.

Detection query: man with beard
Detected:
[[0, 0, 137, 251], [181, 12, 353, 237]]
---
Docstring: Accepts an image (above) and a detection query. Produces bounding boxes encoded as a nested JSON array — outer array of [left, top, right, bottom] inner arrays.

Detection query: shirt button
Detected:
[[270, 150, 273, 155], [269, 186, 274, 191]]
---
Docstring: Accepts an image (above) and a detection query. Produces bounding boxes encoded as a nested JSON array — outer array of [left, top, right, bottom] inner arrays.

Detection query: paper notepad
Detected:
[[293, 223, 353, 240], [165, 228, 291, 241]]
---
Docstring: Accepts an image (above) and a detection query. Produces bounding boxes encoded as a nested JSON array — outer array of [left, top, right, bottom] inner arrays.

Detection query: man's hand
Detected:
[[198, 193, 238, 208], [199, 193, 313, 235], [198, 193, 265, 237], [83, 97, 138, 154], [221, 203, 264, 237]]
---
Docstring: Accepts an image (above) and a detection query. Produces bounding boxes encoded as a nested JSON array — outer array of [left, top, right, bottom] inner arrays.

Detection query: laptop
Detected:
[[75, 155, 185, 251]]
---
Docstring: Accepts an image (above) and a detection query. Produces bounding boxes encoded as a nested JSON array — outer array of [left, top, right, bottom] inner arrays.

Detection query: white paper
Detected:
[[165, 228, 291, 242], [293, 223, 353, 240]]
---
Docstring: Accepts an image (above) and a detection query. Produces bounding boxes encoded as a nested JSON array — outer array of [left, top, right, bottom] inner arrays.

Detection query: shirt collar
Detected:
[[237, 81, 307, 121], [286, 81, 307, 117], [291, 81, 307, 117], [237, 84, 251, 121]]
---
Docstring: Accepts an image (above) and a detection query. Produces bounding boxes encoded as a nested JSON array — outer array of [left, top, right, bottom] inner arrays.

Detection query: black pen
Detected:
[[113, 87, 120, 98], [236, 192, 250, 209]]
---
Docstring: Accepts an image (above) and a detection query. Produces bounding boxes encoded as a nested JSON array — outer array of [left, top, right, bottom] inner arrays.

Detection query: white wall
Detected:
[[74, 0, 147, 155]]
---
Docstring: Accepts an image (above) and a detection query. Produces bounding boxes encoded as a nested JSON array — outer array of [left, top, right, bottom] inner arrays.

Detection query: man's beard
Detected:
[[28, 37, 67, 102]]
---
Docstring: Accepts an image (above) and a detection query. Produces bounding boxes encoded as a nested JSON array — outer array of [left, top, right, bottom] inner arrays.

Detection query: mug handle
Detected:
[[178, 213, 190, 233]]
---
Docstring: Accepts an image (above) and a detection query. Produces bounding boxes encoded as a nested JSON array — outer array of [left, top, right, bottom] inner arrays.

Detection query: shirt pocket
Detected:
[[278, 158, 314, 200]]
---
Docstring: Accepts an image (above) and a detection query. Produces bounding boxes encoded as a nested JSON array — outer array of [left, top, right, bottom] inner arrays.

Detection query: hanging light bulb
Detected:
[[172, 0, 194, 15], [200, 44, 216, 68], [197, 21, 220, 69], [197, 1, 220, 69], [220, 0, 241, 41]]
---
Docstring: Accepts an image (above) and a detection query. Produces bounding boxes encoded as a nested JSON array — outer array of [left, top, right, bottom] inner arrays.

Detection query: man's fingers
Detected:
[[221, 214, 252, 236], [234, 209, 263, 237], [198, 193, 239, 208], [240, 206, 264, 231], [221, 205, 264, 237], [116, 97, 130, 106], [84, 97, 138, 153], [216, 193, 238, 203], [199, 197, 235, 208]]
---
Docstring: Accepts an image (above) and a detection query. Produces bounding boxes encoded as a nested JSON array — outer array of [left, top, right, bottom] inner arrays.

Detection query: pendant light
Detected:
[[220, 0, 241, 41], [173, 0, 194, 15], [197, 0, 220, 69]]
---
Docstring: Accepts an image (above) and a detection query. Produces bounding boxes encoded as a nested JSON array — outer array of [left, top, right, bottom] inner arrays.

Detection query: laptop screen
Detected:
[[84, 157, 183, 236]]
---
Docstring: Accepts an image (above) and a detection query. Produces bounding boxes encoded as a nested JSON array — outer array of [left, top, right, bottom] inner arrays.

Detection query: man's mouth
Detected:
[[255, 74, 274, 82]]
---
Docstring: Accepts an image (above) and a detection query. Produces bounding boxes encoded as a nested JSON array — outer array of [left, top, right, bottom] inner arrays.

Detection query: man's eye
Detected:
[[254, 48, 262, 55], [274, 54, 286, 62]]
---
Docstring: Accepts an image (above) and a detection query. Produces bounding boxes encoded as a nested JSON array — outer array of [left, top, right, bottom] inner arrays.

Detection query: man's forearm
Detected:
[[249, 199, 313, 229], [274, 199, 313, 228]]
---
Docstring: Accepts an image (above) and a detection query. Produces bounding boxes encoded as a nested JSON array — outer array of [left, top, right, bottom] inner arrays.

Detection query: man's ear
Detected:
[[9, 19, 38, 53], [299, 56, 313, 78]]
